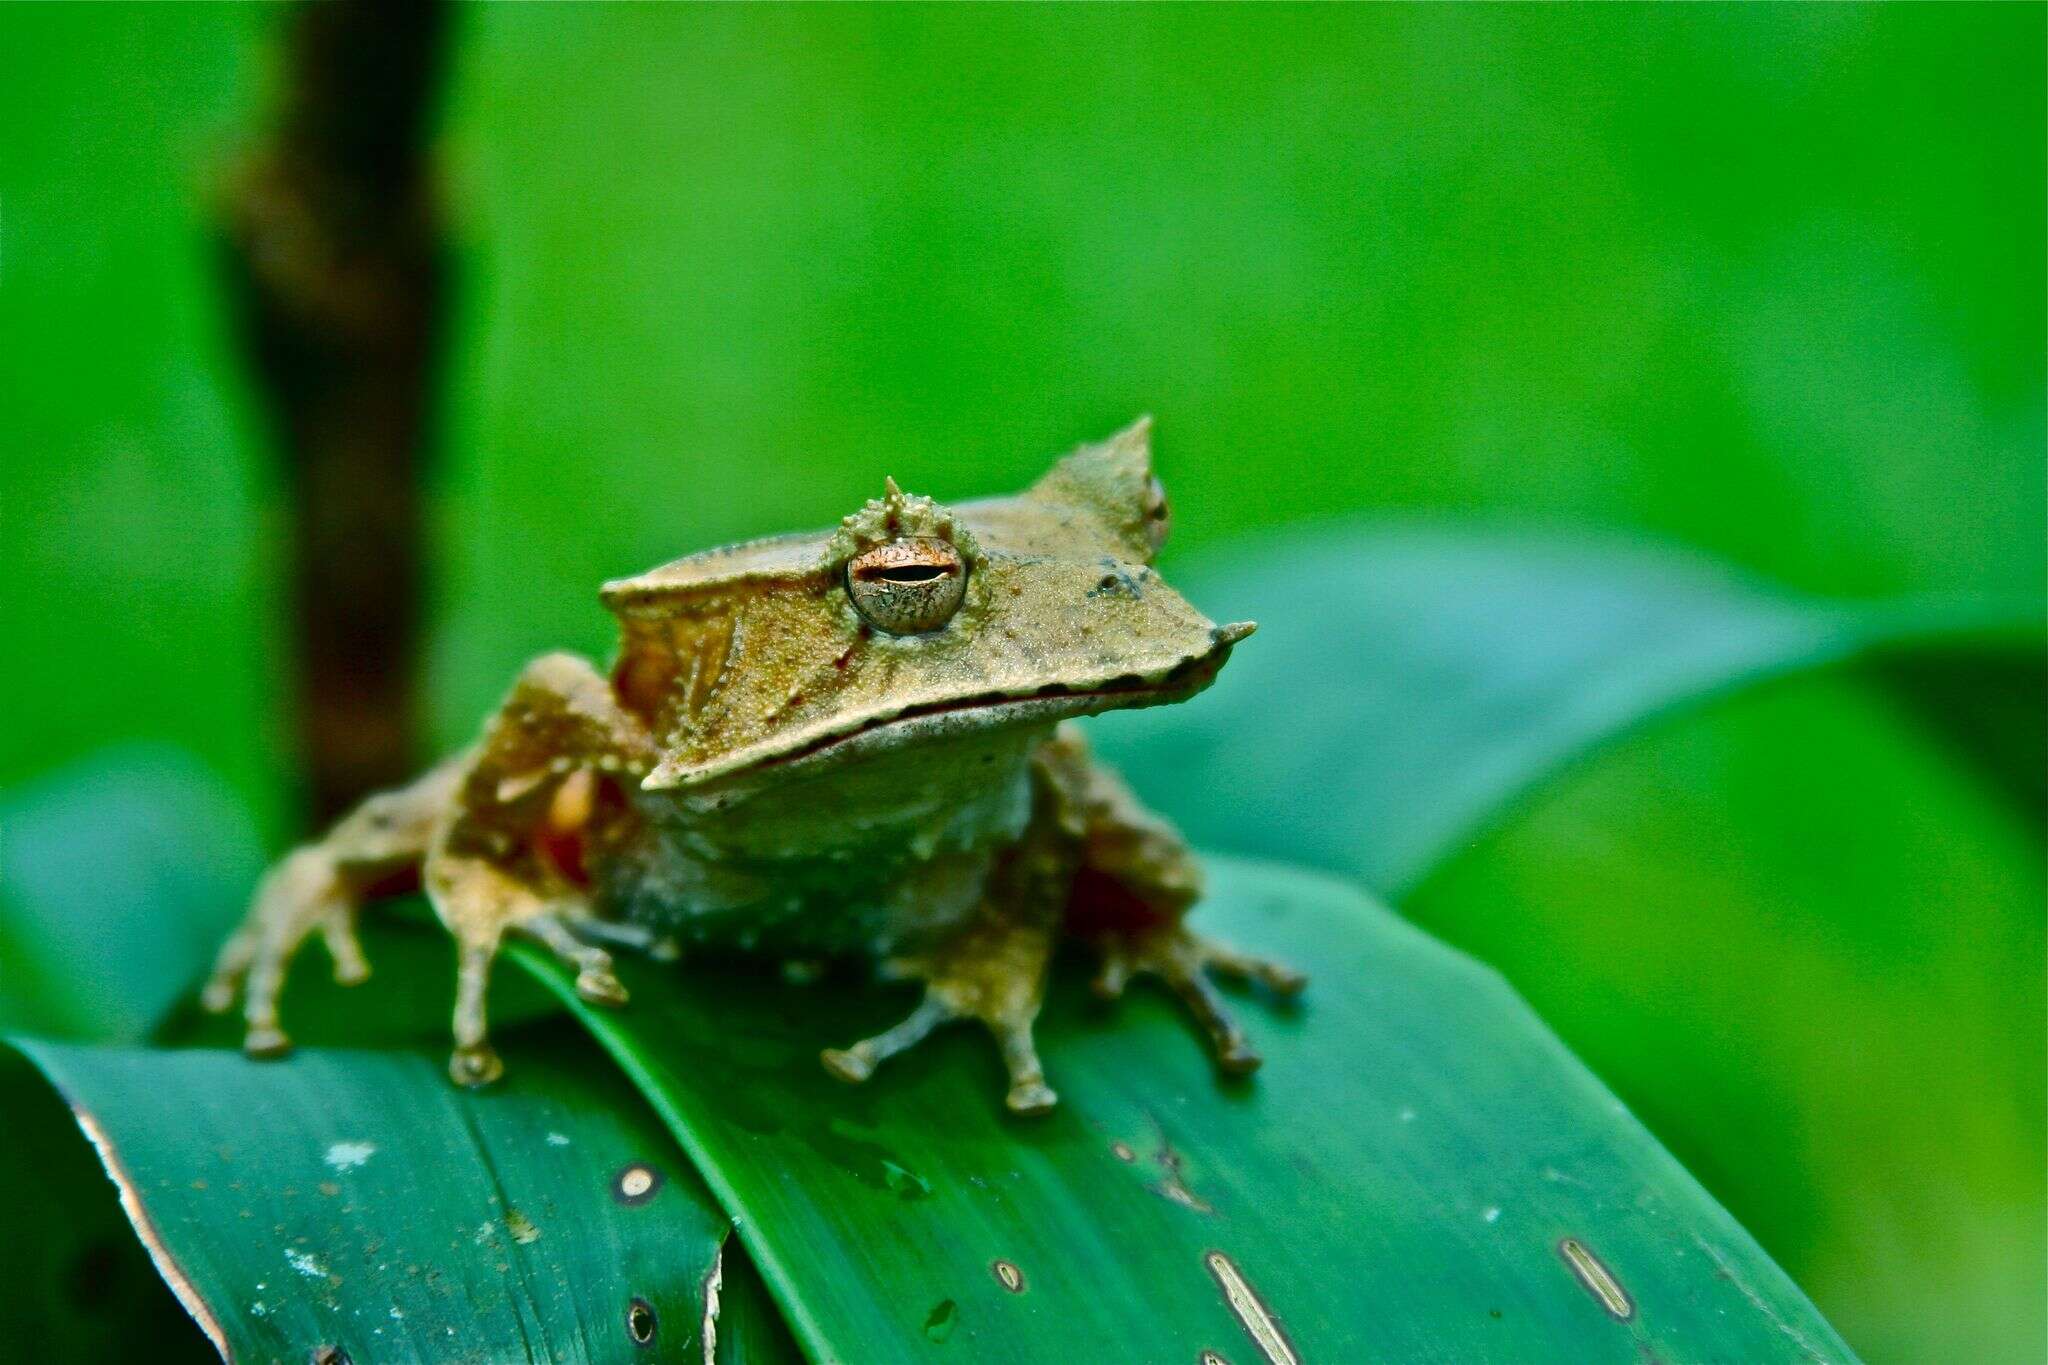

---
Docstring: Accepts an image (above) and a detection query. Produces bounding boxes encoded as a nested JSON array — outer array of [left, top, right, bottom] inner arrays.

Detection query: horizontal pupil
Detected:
[[867, 564, 950, 583]]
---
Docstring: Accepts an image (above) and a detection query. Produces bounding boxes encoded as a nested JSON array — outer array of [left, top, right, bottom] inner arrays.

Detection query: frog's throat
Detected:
[[642, 626, 1251, 792]]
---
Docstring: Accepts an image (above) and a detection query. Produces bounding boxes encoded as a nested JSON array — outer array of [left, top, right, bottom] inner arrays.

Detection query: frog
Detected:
[[203, 418, 1303, 1114]]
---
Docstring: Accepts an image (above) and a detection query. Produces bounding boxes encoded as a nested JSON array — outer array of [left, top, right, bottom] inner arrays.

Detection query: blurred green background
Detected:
[[2, 5, 2041, 1362]]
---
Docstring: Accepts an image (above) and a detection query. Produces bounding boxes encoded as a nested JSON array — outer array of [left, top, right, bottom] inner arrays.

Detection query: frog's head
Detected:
[[602, 418, 1252, 792]]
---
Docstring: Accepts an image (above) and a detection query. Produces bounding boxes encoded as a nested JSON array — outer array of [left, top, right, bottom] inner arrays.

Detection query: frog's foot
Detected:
[[560, 913, 681, 964], [821, 989, 1057, 1116], [1091, 926, 1305, 1076], [512, 910, 630, 1007], [202, 847, 371, 1059], [820, 910, 1060, 1115]]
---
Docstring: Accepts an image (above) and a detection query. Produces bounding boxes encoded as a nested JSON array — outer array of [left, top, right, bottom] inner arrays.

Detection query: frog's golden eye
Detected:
[[845, 538, 967, 634]]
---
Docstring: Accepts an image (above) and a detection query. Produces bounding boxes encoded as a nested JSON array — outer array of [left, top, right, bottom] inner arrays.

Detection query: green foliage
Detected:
[[13, 1033, 800, 1363], [518, 859, 1852, 1363], [1096, 527, 2045, 1363], [2, 828, 1854, 1362], [1, 7, 2040, 1362], [0, 6, 280, 826], [0, 750, 260, 1040]]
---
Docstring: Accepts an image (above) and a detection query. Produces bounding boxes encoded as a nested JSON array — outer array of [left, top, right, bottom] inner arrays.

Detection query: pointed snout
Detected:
[[1211, 620, 1258, 647]]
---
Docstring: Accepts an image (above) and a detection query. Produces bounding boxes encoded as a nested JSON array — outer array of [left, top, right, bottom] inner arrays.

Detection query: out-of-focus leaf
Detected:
[[0, 747, 262, 1042], [518, 858, 1856, 1364], [11, 1026, 795, 1363], [0, 1046, 213, 1361], [1410, 680, 2043, 1365], [1095, 524, 2043, 894], [0, 5, 283, 825], [431, 6, 2042, 741], [1094, 524, 2044, 1362]]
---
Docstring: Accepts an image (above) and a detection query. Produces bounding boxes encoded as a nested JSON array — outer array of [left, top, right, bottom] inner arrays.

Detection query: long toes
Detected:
[[1260, 963, 1308, 998], [1168, 969, 1261, 1076], [243, 1025, 293, 1059], [576, 967, 629, 1008], [449, 1044, 504, 1088], [820, 1046, 875, 1084], [1091, 954, 1132, 1001], [820, 996, 954, 1086], [201, 973, 242, 1014], [321, 915, 372, 987], [1199, 937, 1307, 998], [202, 933, 257, 1012], [1005, 1078, 1059, 1116]]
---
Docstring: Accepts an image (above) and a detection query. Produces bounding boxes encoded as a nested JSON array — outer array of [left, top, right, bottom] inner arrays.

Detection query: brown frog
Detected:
[[204, 419, 1303, 1114]]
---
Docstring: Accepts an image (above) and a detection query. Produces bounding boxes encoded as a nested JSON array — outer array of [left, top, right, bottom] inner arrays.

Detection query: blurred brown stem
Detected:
[[220, 0, 451, 826]]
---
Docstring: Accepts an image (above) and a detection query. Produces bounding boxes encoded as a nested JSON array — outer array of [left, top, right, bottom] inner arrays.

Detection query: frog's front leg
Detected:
[[208, 652, 655, 1083], [1036, 725, 1305, 1075], [204, 757, 465, 1054], [421, 654, 656, 1085]]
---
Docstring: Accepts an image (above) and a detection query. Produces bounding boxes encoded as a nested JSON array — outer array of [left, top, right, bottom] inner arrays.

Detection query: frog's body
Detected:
[[206, 420, 1303, 1113]]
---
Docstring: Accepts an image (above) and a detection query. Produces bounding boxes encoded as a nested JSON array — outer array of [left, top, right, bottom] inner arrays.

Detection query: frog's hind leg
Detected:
[[204, 759, 461, 1056], [821, 901, 1062, 1116], [1090, 925, 1305, 1075], [1035, 724, 1305, 1077]]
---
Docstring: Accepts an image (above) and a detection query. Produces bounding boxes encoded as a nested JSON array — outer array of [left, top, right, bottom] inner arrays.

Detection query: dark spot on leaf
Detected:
[[310, 1349, 349, 1365], [924, 1298, 957, 1342], [626, 1296, 657, 1346]]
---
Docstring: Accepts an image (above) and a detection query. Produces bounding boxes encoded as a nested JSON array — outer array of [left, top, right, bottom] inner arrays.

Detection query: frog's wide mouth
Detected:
[[650, 622, 1253, 790]]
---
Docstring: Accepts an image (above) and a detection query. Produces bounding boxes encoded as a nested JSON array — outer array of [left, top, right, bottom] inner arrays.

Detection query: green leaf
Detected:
[[1095, 524, 2042, 894], [0, 1047, 214, 1361], [0, 748, 263, 1041], [1094, 524, 2044, 1361], [1411, 678, 2043, 1365], [517, 858, 1856, 1364], [11, 1026, 801, 1363]]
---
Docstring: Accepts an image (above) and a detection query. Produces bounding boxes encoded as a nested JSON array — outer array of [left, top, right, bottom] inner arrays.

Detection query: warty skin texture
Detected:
[[205, 418, 1303, 1113]]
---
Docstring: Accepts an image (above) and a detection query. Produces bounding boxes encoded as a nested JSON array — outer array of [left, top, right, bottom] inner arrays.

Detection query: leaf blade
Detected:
[[519, 858, 1856, 1364], [14, 1028, 743, 1363], [1096, 524, 2042, 893]]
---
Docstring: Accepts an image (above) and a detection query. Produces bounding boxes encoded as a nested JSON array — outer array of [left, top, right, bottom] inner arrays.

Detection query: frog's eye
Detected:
[[845, 538, 967, 634]]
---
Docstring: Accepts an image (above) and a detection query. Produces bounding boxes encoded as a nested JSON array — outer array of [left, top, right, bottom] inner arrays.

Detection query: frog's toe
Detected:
[[821, 995, 955, 1086], [201, 973, 241, 1015], [575, 966, 629, 1008], [202, 927, 258, 1012], [1162, 964, 1261, 1076], [517, 912, 631, 1008], [449, 1043, 505, 1088], [1005, 1077, 1059, 1116], [1092, 926, 1300, 1077], [1204, 941, 1307, 998], [320, 909, 372, 987], [819, 1046, 875, 1084], [243, 1024, 293, 1059]]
